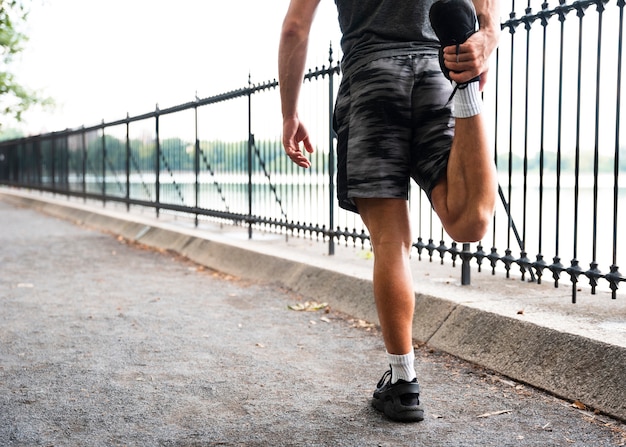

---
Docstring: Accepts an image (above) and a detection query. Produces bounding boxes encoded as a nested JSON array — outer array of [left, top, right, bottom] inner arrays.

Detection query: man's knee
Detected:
[[355, 198, 413, 246], [445, 208, 492, 242]]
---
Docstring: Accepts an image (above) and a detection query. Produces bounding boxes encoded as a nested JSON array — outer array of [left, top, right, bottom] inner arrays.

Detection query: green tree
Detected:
[[0, 0, 52, 127]]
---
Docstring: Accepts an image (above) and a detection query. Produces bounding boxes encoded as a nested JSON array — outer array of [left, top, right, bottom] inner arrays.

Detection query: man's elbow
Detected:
[[280, 17, 309, 43]]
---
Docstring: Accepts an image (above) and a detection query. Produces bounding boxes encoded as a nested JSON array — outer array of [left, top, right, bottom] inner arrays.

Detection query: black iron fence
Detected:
[[1, 0, 624, 302]]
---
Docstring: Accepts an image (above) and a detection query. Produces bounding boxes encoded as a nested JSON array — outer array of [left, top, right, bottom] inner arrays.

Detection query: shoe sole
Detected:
[[372, 397, 425, 423]]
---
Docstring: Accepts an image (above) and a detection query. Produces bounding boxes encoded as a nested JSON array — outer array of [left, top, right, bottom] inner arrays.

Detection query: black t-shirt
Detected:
[[334, 0, 440, 77]]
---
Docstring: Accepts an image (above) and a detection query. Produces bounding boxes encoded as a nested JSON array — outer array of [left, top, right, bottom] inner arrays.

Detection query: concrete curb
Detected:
[[428, 307, 626, 420], [2, 189, 625, 422]]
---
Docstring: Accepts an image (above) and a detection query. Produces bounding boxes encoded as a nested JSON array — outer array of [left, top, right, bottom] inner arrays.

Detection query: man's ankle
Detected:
[[387, 351, 417, 383], [453, 81, 482, 118]]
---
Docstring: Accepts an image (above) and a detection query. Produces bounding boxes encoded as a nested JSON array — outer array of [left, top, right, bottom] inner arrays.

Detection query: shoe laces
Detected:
[[377, 369, 392, 388], [448, 82, 466, 102], [447, 44, 464, 101]]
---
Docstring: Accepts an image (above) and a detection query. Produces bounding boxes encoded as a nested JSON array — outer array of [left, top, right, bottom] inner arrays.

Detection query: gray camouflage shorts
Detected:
[[333, 53, 455, 214]]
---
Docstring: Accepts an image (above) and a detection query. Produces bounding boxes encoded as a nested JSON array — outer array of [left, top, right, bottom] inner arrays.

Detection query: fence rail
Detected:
[[1, 0, 624, 302]]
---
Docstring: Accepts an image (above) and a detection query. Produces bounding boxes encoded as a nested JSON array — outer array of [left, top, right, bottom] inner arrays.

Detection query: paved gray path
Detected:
[[1, 197, 625, 446]]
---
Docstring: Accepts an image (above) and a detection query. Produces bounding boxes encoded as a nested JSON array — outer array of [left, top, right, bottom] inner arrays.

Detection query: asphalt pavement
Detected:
[[1, 190, 625, 446]]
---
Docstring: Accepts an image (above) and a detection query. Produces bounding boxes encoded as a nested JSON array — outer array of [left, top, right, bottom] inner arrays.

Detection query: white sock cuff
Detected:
[[387, 350, 416, 383], [453, 81, 482, 118]]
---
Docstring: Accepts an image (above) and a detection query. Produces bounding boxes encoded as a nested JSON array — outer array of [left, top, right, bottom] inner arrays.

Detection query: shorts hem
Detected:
[[338, 193, 410, 215]]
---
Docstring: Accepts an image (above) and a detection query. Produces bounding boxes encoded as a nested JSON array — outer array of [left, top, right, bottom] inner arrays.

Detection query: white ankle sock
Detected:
[[453, 81, 482, 118], [387, 351, 416, 383]]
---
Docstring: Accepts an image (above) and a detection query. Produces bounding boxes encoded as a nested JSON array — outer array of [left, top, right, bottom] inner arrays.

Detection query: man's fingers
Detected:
[[302, 136, 314, 154], [282, 118, 313, 168], [284, 141, 312, 168], [442, 44, 484, 84]]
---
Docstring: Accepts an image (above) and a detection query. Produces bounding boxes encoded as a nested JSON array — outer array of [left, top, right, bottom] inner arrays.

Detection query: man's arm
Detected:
[[444, 0, 501, 90], [278, 0, 320, 168]]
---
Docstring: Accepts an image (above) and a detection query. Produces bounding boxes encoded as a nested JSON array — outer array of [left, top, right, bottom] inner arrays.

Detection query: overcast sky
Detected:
[[13, 0, 342, 134]]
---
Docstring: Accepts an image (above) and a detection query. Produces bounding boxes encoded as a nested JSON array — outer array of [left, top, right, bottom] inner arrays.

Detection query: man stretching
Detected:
[[279, 0, 500, 422]]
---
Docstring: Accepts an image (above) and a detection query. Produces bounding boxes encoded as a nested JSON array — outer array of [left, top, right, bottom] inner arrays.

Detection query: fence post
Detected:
[[62, 134, 69, 192], [328, 45, 336, 256], [155, 105, 161, 218], [125, 114, 131, 211], [247, 74, 253, 240], [101, 121, 106, 204], [51, 135, 56, 194], [35, 136, 42, 187], [81, 128, 87, 201], [461, 243, 472, 285], [194, 98, 200, 227]]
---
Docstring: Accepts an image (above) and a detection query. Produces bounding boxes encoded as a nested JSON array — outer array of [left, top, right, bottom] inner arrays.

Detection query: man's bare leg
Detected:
[[354, 198, 415, 356], [428, 0, 499, 243], [431, 112, 497, 243], [358, 197, 423, 422]]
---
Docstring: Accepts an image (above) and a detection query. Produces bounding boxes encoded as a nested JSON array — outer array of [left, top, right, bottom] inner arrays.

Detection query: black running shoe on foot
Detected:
[[372, 370, 424, 423], [429, 0, 481, 88]]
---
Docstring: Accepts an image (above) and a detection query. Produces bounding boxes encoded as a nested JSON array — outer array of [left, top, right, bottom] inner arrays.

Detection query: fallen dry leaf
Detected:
[[496, 377, 517, 387], [477, 409, 513, 418], [288, 301, 328, 312], [358, 250, 373, 260], [352, 319, 376, 329], [572, 400, 587, 410]]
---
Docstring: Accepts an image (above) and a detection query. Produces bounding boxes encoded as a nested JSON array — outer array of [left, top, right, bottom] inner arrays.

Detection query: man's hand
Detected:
[[442, 27, 497, 90], [282, 116, 314, 168]]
